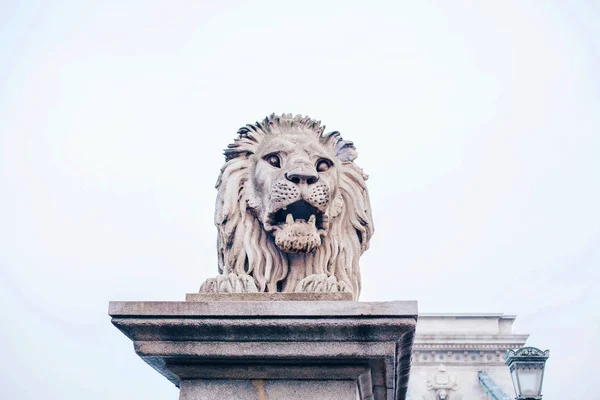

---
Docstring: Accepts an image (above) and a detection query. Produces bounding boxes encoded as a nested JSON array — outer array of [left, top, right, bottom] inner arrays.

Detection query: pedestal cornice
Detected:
[[109, 300, 417, 400]]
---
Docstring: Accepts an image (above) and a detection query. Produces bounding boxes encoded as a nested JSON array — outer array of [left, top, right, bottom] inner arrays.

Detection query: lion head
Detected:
[[204, 113, 373, 299]]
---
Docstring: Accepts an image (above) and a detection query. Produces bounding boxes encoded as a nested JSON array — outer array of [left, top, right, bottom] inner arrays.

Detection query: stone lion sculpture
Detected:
[[200, 113, 373, 300]]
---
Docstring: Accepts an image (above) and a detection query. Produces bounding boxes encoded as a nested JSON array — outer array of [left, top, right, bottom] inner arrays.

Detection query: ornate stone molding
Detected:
[[423, 365, 463, 400], [413, 350, 508, 365], [414, 343, 527, 350], [505, 347, 550, 358]]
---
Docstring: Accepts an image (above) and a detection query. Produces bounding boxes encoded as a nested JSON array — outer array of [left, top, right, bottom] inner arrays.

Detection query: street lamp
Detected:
[[504, 347, 549, 400]]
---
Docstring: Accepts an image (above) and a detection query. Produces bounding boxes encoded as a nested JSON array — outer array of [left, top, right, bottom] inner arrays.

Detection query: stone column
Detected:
[[109, 293, 416, 400]]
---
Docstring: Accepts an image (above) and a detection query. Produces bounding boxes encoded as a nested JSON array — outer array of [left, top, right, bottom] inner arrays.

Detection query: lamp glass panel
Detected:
[[510, 367, 519, 396], [518, 366, 542, 396]]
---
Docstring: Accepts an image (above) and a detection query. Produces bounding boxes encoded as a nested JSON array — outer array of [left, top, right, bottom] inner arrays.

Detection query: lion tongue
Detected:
[[275, 214, 321, 253]]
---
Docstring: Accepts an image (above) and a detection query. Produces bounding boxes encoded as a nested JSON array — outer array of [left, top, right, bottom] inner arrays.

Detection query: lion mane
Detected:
[[213, 113, 373, 299]]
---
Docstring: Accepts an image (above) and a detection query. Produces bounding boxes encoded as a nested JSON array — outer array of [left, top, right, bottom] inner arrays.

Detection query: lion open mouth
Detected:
[[268, 200, 326, 253], [270, 200, 324, 230]]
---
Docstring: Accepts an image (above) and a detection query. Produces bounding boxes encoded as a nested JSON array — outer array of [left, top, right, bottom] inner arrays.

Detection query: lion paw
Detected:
[[294, 273, 349, 293], [200, 273, 259, 293]]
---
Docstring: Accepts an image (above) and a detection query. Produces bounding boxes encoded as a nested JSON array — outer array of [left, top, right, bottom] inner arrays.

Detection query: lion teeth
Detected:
[[308, 215, 316, 226], [286, 213, 294, 224]]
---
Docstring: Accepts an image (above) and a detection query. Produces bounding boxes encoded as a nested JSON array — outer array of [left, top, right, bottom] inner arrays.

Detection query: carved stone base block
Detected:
[[109, 297, 417, 400]]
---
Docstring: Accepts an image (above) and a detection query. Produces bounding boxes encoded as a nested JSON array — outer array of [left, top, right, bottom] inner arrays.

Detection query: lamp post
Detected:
[[504, 347, 549, 400]]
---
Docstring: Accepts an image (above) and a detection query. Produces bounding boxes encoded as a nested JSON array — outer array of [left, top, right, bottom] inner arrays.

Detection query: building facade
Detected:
[[408, 314, 528, 399]]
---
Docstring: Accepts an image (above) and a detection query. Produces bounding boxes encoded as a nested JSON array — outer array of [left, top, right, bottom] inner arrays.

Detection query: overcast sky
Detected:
[[1, 1, 599, 399]]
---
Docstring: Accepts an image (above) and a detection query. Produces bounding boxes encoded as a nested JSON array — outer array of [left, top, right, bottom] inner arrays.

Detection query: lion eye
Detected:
[[265, 154, 281, 168], [316, 159, 332, 172]]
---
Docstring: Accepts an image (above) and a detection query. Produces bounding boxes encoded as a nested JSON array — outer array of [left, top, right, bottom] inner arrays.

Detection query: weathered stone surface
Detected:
[[109, 300, 417, 400], [200, 114, 374, 300], [185, 291, 353, 302], [180, 379, 359, 400]]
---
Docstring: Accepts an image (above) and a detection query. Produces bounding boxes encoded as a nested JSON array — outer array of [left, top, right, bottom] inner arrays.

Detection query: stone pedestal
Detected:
[[109, 296, 417, 400]]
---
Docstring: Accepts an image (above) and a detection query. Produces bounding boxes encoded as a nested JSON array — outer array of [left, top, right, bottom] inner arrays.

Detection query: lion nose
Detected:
[[285, 168, 319, 185]]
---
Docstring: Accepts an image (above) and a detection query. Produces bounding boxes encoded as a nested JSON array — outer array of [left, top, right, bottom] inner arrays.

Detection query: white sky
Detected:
[[1, 1, 598, 398]]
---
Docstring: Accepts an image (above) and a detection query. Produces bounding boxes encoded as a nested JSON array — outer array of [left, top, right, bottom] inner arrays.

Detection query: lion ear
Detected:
[[328, 131, 358, 162]]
